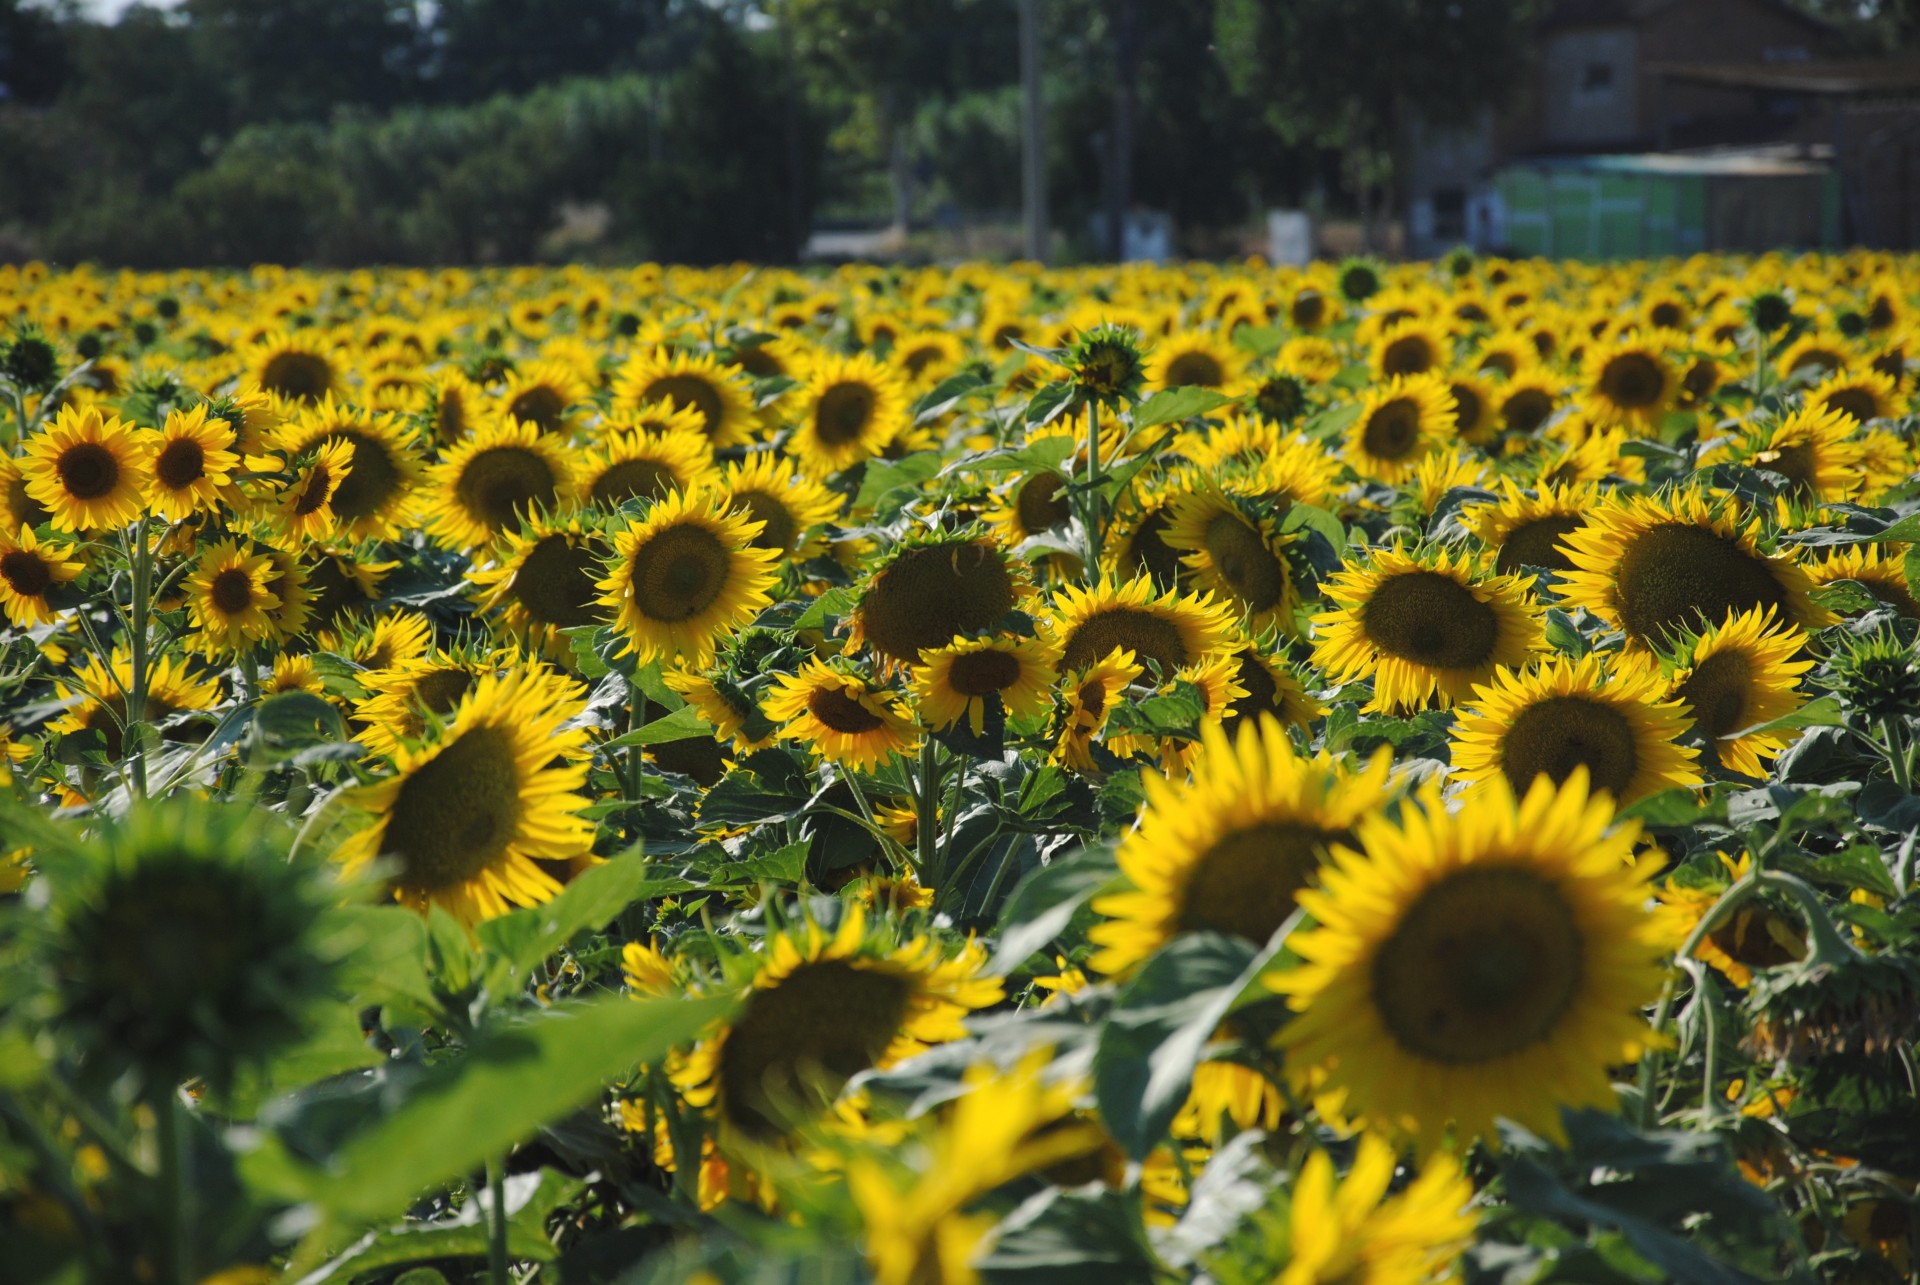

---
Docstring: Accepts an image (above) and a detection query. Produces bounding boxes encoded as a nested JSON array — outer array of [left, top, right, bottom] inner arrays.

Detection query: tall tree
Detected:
[[183, 0, 422, 124], [426, 0, 667, 102]]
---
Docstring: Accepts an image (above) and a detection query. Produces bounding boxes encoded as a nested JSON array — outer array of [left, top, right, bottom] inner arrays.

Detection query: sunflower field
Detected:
[[1, 252, 1919, 1285]]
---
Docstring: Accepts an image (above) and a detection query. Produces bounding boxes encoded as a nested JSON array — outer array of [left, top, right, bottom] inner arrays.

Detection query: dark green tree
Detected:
[[182, 0, 422, 124], [426, 0, 667, 102]]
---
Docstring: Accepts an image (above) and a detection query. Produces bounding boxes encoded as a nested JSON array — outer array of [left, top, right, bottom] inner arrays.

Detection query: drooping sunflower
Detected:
[[1144, 328, 1246, 392], [1108, 488, 1188, 592], [1733, 403, 1866, 503], [1273, 770, 1671, 1155], [1652, 606, 1814, 778], [20, 404, 155, 532], [761, 657, 920, 770], [1449, 653, 1704, 805], [469, 514, 614, 651], [1808, 544, 1920, 620], [984, 469, 1074, 550], [334, 668, 593, 924], [597, 490, 780, 666], [1463, 477, 1600, 575], [611, 347, 757, 448], [184, 540, 284, 656], [1556, 486, 1832, 649], [267, 653, 327, 698], [1659, 854, 1805, 989], [1090, 716, 1394, 977], [670, 906, 1001, 1143], [1345, 374, 1458, 483], [788, 351, 913, 476], [1162, 487, 1299, 635], [420, 417, 574, 551], [0, 524, 82, 627], [714, 452, 844, 561], [1808, 366, 1908, 426], [49, 648, 223, 759], [1045, 573, 1238, 677], [1311, 546, 1545, 713], [1054, 646, 1144, 772], [851, 533, 1028, 670], [912, 633, 1059, 735], [1581, 337, 1677, 432], [578, 426, 714, 513], [239, 329, 343, 403], [271, 398, 423, 541], [146, 404, 239, 521], [0, 457, 52, 531], [1277, 1134, 1477, 1285], [267, 438, 354, 544]]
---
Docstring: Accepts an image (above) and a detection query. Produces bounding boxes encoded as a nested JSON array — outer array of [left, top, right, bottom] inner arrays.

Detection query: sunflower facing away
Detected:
[[334, 668, 594, 924], [761, 657, 920, 770], [420, 416, 574, 550], [912, 632, 1059, 735], [597, 489, 780, 666], [1448, 652, 1704, 805], [20, 404, 155, 532], [612, 346, 758, 448], [1556, 486, 1832, 649], [146, 404, 239, 521], [1045, 573, 1237, 677], [184, 539, 284, 656], [1345, 374, 1458, 483], [669, 905, 1002, 1142], [1311, 546, 1544, 713], [788, 351, 912, 476], [1273, 769, 1672, 1155], [1652, 606, 1814, 778], [0, 524, 82, 627], [1090, 716, 1395, 976]]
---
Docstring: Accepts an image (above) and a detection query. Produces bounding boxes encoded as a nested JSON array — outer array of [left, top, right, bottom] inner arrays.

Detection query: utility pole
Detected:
[[1018, 0, 1048, 264]]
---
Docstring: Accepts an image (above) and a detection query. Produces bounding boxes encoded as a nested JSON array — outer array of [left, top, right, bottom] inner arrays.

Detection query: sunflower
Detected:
[[665, 667, 776, 754], [714, 452, 844, 561], [330, 607, 435, 675], [1108, 489, 1188, 593], [259, 546, 312, 642], [984, 469, 1074, 550], [912, 633, 1059, 735], [611, 346, 758, 448], [670, 906, 1001, 1142], [1218, 641, 1323, 736], [1160, 487, 1298, 636], [1735, 403, 1866, 503], [272, 399, 422, 541], [1054, 647, 1144, 772], [889, 329, 967, 387], [578, 426, 714, 513], [1045, 573, 1237, 677], [1659, 861, 1804, 992], [786, 351, 912, 476], [424, 372, 485, 445], [239, 329, 342, 403], [334, 668, 593, 924], [1492, 365, 1562, 437], [20, 404, 155, 532], [851, 533, 1027, 670], [597, 490, 779, 666], [49, 648, 222, 760], [1808, 544, 1920, 620], [267, 438, 354, 543], [1653, 606, 1814, 778], [420, 417, 574, 550], [1144, 329, 1246, 391], [1449, 653, 1703, 804], [469, 514, 613, 651], [1370, 318, 1450, 380], [1278, 1135, 1477, 1285], [1557, 486, 1832, 648], [1776, 331, 1851, 382], [351, 648, 500, 757], [0, 525, 82, 627], [1808, 366, 1908, 426], [1089, 716, 1395, 976], [1273, 770, 1671, 1154], [494, 360, 590, 435], [184, 540, 284, 656], [1345, 374, 1458, 483], [146, 404, 239, 521], [1463, 477, 1600, 575], [1581, 338, 1677, 432], [0, 457, 52, 531], [266, 653, 327, 698], [762, 657, 920, 770], [1446, 371, 1499, 446], [1311, 546, 1544, 713]]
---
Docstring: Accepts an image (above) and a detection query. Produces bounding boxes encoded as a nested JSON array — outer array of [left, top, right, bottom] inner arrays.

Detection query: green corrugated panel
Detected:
[[1676, 177, 1708, 254], [1500, 170, 1553, 257], [1597, 175, 1643, 260], [1551, 175, 1599, 259], [1644, 177, 1678, 257]]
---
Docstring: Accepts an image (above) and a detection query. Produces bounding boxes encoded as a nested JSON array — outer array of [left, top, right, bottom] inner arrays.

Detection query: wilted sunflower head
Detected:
[[852, 532, 1025, 669], [1745, 948, 1920, 1065], [1065, 322, 1146, 406]]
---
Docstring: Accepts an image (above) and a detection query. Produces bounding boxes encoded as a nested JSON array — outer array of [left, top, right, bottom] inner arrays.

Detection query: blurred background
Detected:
[[3, 0, 1920, 267]]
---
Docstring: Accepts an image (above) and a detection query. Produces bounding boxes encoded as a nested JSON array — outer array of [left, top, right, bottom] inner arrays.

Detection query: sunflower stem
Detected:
[[154, 1087, 188, 1285], [1636, 863, 1762, 1127], [1755, 869, 1859, 967], [1879, 716, 1913, 794], [125, 515, 153, 798], [1681, 959, 1727, 1119], [486, 1154, 511, 1285], [916, 736, 942, 891], [1082, 399, 1104, 578]]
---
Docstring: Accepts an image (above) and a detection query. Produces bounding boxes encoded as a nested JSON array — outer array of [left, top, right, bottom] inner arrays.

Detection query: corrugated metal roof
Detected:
[[1651, 58, 1920, 96]]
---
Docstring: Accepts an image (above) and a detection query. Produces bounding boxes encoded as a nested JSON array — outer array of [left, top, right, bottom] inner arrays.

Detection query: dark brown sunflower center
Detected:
[[381, 724, 522, 890], [510, 534, 606, 627], [1016, 472, 1072, 534], [1361, 398, 1423, 460], [806, 684, 886, 734], [325, 433, 402, 524], [1599, 352, 1666, 409], [1820, 388, 1879, 424], [1075, 678, 1108, 719], [208, 567, 257, 616], [56, 442, 120, 501], [1480, 351, 1518, 378], [948, 649, 1023, 696], [1615, 522, 1789, 645], [1372, 866, 1584, 1064], [590, 458, 678, 508], [291, 462, 335, 517], [259, 350, 333, 401], [1, 549, 53, 596], [717, 957, 914, 1138], [1290, 293, 1326, 328], [630, 523, 731, 623], [1204, 512, 1288, 612], [1360, 571, 1499, 670], [411, 667, 476, 719], [1650, 301, 1685, 329], [507, 386, 566, 433], [1676, 649, 1752, 741], [1710, 904, 1806, 970], [1787, 348, 1843, 377], [1120, 508, 1183, 592], [435, 390, 470, 442], [1176, 823, 1346, 945], [732, 346, 785, 379], [1449, 383, 1485, 435], [1499, 695, 1639, 798], [4, 475, 51, 528], [1494, 515, 1583, 575], [1380, 335, 1436, 377], [1061, 606, 1188, 674], [454, 446, 558, 533], [1501, 388, 1556, 435], [1256, 376, 1307, 424], [1164, 351, 1225, 388], [1222, 652, 1278, 732], [737, 491, 799, 554], [815, 382, 876, 447], [1755, 441, 1817, 495], [155, 438, 206, 490], [643, 374, 725, 437], [1682, 359, 1721, 403], [856, 541, 1017, 666]]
